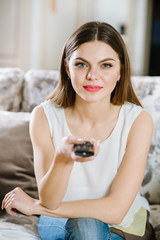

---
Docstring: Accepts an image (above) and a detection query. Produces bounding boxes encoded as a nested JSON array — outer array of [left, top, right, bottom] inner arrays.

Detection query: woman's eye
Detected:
[[102, 63, 112, 68], [75, 62, 87, 68]]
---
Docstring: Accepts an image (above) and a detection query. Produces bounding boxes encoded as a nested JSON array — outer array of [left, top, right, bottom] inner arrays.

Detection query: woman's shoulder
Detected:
[[32, 101, 65, 131], [40, 100, 63, 113], [123, 102, 142, 112], [123, 102, 153, 135], [120, 102, 153, 131], [30, 104, 48, 128], [30, 101, 53, 126], [120, 102, 142, 122], [133, 108, 153, 130], [123, 102, 152, 121], [41, 99, 54, 110]]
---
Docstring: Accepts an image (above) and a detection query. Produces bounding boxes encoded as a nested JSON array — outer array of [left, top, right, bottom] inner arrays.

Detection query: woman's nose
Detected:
[[86, 68, 99, 80]]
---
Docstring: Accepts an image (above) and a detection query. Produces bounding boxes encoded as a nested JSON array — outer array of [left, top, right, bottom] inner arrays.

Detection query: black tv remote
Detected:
[[74, 141, 94, 157]]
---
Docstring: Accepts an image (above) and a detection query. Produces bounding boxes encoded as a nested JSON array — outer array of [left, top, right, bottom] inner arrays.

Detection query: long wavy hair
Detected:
[[47, 21, 142, 108]]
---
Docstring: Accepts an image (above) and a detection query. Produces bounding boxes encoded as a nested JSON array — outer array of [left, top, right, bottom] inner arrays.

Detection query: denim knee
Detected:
[[37, 216, 124, 240], [65, 218, 111, 240], [38, 215, 69, 240]]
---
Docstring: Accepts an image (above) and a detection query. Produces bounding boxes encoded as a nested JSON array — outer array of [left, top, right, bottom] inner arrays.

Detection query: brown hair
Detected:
[[48, 21, 142, 108]]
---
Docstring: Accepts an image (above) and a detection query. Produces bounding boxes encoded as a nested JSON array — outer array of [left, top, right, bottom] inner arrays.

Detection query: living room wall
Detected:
[[0, 0, 151, 75], [30, 0, 131, 71]]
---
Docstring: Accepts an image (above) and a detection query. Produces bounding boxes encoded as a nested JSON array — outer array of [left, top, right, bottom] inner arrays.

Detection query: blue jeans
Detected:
[[38, 215, 124, 240]]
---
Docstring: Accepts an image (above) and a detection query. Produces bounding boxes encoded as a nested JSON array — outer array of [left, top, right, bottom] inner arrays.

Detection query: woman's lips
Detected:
[[83, 85, 103, 92]]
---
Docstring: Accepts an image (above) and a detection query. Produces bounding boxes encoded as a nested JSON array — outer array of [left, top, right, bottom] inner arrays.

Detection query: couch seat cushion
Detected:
[[0, 212, 40, 240]]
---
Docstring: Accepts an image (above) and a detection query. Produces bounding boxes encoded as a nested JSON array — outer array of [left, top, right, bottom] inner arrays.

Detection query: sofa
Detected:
[[0, 68, 159, 240]]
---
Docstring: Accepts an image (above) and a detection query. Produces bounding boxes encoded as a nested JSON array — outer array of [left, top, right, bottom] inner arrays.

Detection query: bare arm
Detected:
[[29, 105, 73, 209], [2, 110, 153, 225], [29, 105, 99, 209]]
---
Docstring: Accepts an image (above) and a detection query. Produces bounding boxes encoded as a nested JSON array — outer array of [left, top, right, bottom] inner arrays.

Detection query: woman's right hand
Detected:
[[56, 136, 100, 163]]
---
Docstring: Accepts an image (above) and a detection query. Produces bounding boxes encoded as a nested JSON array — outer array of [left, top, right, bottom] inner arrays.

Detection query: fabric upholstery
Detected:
[[132, 76, 160, 204], [0, 110, 38, 208], [22, 69, 59, 112], [0, 68, 24, 111]]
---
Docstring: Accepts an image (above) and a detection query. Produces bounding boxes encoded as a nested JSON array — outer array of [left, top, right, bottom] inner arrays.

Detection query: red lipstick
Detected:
[[83, 85, 103, 92]]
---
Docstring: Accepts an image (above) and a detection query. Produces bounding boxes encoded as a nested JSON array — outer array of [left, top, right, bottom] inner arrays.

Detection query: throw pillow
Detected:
[[0, 111, 38, 210]]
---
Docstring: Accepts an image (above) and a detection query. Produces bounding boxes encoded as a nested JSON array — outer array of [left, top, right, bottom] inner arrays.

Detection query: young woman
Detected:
[[2, 21, 155, 239]]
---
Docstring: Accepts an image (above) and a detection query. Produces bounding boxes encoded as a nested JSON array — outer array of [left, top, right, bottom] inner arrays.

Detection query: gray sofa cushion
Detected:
[[22, 69, 59, 112], [132, 76, 160, 205], [0, 68, 24, 111], [0, 110, 38, 208]]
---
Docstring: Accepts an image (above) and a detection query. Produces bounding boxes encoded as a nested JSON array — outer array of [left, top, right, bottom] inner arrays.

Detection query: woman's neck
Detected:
[[71, 97, 114, 124], [65, 98, 122, 142]]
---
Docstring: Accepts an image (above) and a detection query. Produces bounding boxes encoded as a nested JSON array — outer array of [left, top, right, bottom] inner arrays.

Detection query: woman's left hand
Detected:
[[1, 187, 39, 216]]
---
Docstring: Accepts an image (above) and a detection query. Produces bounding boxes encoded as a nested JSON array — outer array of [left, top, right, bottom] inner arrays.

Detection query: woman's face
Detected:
[[65, 40, 121, 104]]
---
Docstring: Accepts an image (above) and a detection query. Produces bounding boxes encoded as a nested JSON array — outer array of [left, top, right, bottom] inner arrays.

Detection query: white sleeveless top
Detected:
[[41, 100, 150, 228]]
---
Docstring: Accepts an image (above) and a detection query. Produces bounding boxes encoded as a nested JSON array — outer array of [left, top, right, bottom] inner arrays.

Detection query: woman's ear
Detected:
[[64, 59, 70, 78]]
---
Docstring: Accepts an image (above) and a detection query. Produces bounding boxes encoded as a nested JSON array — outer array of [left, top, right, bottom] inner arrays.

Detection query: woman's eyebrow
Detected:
[[73, 57, 116, 63], [99, 58, 116, 63], [73, 57, 88, 62]]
